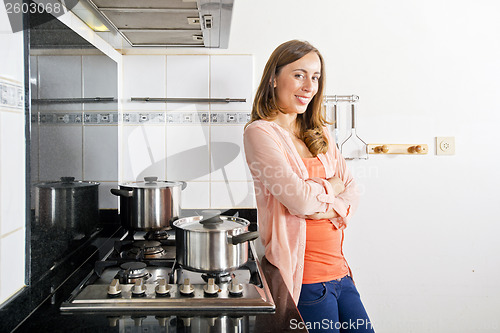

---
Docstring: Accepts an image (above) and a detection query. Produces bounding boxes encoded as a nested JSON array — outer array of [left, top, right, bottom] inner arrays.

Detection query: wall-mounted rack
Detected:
[[32, 97, 116, 104], [131, 97, 246, 103], [324, 95, 359, 103], [367, 144, 428, 155]]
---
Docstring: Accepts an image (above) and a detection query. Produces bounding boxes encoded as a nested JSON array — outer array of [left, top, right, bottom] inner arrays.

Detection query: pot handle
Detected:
[[230, 231, 260, 245], [110, 189, 133, 198]]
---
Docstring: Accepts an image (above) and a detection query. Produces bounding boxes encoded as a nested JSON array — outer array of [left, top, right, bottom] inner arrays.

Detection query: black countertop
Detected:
[[4, 209, 306, 333], [12, 255, 306, 333]]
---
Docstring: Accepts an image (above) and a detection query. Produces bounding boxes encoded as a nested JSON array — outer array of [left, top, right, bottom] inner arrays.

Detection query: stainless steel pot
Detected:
[[34, 177, 99, 235], [173, 214, 259, 273], [111, 177, 186, 231]]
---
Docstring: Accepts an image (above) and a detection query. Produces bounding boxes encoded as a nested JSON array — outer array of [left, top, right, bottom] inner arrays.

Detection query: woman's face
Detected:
[[274, 51, 321, 115]]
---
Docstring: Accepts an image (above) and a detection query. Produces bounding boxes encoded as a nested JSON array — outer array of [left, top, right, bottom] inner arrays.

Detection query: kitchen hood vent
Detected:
[[80, 0, 233, 48]]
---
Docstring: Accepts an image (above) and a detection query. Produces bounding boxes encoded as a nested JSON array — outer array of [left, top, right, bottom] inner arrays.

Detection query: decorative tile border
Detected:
[[84, 112, 119, 124], [0, 78, 24, 110], [122, 112, 250, 125], [166, 112, 209, 124], [122, 112, 165, 124], [210, 112, 251, 124], [34, 112, 119, 124], [38, 112, 82, 124], [31, 112, 250, 125]]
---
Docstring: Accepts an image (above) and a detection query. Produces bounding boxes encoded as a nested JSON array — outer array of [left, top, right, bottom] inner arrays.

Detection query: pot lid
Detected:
[[35, 177, 99, 189], [121, 177, 186, 189], [173, 215, 250, 232]]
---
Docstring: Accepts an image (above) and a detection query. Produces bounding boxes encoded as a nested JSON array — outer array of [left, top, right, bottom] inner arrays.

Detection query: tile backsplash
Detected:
[[121, 54, 255, 209], [30, 54, 118, 209], [30, 54, 255, 211]]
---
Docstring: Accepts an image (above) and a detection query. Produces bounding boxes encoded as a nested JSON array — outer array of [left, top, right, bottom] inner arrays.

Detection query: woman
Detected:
[[243, 40, 374, 333]]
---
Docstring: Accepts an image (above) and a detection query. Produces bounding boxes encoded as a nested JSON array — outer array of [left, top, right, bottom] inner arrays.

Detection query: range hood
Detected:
[[78, 0, 233, 48]]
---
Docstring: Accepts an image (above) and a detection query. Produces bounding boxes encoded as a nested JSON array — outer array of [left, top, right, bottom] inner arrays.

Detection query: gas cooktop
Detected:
[[60, 230, 275, 313]]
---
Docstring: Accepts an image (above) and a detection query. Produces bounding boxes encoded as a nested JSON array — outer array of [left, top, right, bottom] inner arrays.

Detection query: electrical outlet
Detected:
[[436, 137, 455, 155]]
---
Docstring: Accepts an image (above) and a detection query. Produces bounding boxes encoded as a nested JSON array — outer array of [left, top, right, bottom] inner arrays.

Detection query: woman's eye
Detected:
[[295, 74, 304, 79], [312, 76, 320, 81]]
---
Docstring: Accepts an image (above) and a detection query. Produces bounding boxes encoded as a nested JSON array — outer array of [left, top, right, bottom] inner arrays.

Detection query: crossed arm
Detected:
[[305, 176, 345, 219]]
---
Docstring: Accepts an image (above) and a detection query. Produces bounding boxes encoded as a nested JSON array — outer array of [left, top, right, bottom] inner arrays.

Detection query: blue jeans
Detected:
[[297, 276, 375, 333]]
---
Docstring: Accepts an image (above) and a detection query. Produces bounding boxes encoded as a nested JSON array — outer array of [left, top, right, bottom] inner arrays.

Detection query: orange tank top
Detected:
[[301, 157, 349, 284]]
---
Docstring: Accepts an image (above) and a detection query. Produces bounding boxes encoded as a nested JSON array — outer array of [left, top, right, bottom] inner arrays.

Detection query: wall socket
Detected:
[[436, 137, 455, 155]]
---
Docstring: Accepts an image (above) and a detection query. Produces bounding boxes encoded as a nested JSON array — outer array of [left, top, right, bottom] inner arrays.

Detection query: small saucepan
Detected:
[[111, 177, 186, 231]]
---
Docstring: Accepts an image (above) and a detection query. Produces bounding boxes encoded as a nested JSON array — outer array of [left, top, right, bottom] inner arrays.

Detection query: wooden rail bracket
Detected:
[[367, 144, 428, 155]]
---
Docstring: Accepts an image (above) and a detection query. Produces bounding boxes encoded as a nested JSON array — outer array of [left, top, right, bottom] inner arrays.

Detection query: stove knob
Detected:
[[207, 316, 217, 327], [179, 278, 194, 296], [132, 316, 146, 327], [107, 279, 122, 297], [229, 278, 243, 297], [155, 278, 171, 296], [107, 316, 120, 327], [132, 279, 146, 297], [232, 316, 243, 328], [180, 317, 192, 327], [203, 278, 219, 297], [155, 316, 168, 327]]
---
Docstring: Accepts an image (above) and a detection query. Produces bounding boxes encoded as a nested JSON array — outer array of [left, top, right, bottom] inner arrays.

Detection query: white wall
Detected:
[[122, 0, 500, 331], [236, 1, 500, 332], [0, 5, 26, 304]]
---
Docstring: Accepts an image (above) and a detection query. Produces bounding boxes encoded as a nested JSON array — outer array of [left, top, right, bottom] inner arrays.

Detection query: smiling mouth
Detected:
[[296, 96, 310, 104]]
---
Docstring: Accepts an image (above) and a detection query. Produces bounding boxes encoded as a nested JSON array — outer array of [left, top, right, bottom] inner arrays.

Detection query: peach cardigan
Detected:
[[243, 120, 359, 303]]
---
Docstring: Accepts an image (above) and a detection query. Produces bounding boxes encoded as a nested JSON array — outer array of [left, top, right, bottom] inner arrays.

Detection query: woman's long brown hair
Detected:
[[246, 40, 330, 156]]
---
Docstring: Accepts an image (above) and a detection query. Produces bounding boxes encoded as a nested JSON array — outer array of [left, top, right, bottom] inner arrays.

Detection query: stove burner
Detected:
[[145, 230, 170, 241], [127, 241, 166, 259], [201, 272, 232, 284], [117, 262, 151, 284]]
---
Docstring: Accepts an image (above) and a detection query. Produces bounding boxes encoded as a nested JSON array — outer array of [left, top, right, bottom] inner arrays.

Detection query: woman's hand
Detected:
[[328, 176, 345, 196], [305, 177, 344, 219]]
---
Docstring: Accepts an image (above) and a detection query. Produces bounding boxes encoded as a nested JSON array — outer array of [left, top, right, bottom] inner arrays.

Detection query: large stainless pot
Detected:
[[34, 177, 99, 235], [111, 177, 186, 231], [173, 214, 259, 273]]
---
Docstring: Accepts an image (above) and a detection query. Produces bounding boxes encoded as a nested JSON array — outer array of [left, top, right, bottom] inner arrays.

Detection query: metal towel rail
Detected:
[[32, 97, 116, 104], [131, 97, 246, 103]]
